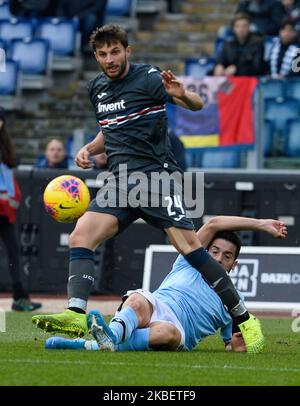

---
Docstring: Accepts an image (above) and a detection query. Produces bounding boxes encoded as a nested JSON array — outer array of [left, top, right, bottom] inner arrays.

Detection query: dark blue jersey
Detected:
[[88, 63, 182, 174]]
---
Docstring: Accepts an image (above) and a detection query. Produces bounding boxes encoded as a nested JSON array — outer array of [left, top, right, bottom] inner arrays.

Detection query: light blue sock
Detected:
[[109, 307, 139, 344], [116, 328, 150, 351]]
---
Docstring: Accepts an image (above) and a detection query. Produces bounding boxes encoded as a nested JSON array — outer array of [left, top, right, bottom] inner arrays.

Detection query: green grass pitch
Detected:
[[0, 313, 299, 386]]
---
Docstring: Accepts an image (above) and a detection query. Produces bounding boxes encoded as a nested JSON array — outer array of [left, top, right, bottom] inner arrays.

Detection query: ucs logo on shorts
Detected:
[[231, 259, 259, 297]]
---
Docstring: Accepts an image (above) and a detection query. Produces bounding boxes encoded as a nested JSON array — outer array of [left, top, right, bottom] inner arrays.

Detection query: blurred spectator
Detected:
[[10, 0, 60, 17], [36, 138, 69, 169], [267, 20, 300, 78], [236, 0, 285, 35], [168, 130, 187, 171], [57, 0, 108, 51], [0, 107, 42, 311], [214, 14, 266, 76], [166, 0, 181, 13], [281, 0, 300, 32]]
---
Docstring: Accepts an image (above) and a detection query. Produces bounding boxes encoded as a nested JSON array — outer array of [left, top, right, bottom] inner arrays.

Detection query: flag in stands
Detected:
[[168, 76, 258, 149]]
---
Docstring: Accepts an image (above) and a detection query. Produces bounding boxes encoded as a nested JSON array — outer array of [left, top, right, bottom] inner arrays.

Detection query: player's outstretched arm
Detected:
[[197, 216, 288, 248], [75, 130, 105, 169], [161, 70, 204, 111]]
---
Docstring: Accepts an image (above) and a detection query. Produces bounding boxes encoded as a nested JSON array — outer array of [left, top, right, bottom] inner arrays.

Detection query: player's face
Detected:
[[94, 41, 131, 80], [208, 238, 238, 273]]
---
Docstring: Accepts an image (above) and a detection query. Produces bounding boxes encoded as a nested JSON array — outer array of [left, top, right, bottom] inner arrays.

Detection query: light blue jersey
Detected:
[[153, 255, 235, 351]]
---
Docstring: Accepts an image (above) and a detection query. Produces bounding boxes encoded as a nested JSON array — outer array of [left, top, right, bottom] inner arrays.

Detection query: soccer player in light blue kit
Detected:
[[46, 216, 287, 352]]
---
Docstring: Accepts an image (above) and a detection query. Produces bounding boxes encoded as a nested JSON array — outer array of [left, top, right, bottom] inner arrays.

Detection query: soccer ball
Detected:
[[43, 175, 90, 223]]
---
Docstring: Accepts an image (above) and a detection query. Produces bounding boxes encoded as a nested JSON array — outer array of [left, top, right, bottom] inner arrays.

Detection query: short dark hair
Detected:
[[89, 23, 128, 51], [207, 231, 242, 260], [232, 12, 251, 26], [280, 20, 296, 31]]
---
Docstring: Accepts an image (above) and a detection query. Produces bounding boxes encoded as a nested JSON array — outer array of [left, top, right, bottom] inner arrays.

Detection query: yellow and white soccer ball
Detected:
[[43, 175, 90, 223]]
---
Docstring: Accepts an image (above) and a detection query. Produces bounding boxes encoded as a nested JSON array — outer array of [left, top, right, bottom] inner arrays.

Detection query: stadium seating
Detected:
[[11, 38, 52, 89], [35, 18, 78, 56], [106, 0, 138, 31], [263, 119, 274, 156], [185, 57, 215, 79], [0, 37, 6, 52], [0, 58, 19, 94], [0, 0, 12, 20], [259, 78, 285, 99], [284, 119, 300, 157], [201, 149, 241, 168], [186, 149, 241, 168], [285, 78, 300, 102], [0, 18, 34, 42], [265, 97, 299, 133], [136, 0, 166, 15], [35, 17, 81, 71], [0, 59, 21, 109]]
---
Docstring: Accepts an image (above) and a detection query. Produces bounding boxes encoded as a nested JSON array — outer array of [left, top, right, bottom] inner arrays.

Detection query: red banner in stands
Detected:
[[170, 76, 258, 149]]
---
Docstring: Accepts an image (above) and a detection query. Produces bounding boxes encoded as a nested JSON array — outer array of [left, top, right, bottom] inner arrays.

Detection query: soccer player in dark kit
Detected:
[[32, 24, 264, 353]]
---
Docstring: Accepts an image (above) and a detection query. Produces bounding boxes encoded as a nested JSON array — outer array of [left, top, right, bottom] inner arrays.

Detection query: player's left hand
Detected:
[[262, 219, 288, 239], [161, 70, 185, 98]]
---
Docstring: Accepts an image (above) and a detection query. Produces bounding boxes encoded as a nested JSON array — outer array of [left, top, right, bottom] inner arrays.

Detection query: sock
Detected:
[[68, 247, 95, 312], [116, 328, 150, 351], [84, 340, 99, 350], [12, 282, 28, 301], [184, 247, 249, 320], [109, 307, 139, 344]]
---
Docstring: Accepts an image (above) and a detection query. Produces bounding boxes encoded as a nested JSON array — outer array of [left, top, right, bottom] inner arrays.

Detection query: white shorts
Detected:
[[122, 289, 185, 349]]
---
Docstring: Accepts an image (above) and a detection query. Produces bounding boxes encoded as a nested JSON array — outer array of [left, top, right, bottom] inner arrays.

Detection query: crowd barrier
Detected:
[[0, 169, 299, 295]]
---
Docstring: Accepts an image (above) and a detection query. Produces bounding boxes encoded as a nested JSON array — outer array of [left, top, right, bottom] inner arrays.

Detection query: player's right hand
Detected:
[[75, 146, 94, 169]]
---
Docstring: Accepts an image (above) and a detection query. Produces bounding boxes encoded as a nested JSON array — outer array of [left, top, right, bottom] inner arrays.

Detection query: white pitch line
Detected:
[[1, 359, 300, 374]]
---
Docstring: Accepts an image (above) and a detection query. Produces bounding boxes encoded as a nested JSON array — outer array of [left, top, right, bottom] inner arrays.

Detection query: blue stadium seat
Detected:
[[0, 37, 7, 52], [186, 149, 241, 168], [259, 78, 285, 99], [106, 0, 138, 31], [0, 18, 34, 42], [107, 0, 133, 16], [36, 18, 78, 56], [0, 0, 12, 20], [263, 119, 274, 156], [285, 78, 300, 102], [0, 59, 19, 94], [284, 119, 300, 157], [214, 37, 225, 58], [265, 98, 299, 134], [201, 149, 241, 168], [185, 57, 215, 79], [11, 38, 50, 74]]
